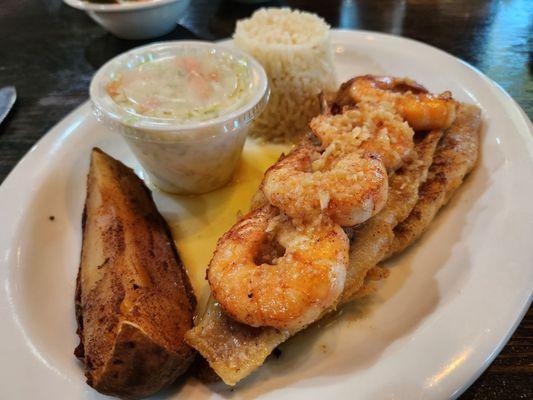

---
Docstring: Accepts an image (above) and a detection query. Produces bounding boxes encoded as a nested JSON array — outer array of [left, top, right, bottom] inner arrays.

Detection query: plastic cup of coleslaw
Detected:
[[90, 41, 269, 194]]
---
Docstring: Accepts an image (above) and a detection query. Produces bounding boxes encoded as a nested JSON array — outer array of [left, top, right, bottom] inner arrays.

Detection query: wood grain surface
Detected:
[[0, 0, 531, 398]]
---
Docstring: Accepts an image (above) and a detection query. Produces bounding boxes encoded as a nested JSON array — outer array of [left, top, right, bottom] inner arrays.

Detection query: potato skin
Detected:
[[88, 322, 191, 399], [75, 148, 196, 399]]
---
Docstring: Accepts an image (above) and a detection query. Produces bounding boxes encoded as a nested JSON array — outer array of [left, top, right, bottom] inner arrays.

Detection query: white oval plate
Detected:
[[0, 30, 532, 400]]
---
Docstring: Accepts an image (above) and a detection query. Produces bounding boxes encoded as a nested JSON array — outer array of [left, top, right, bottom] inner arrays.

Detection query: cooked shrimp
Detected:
[[261, 144, 388, 226], [310, 101, 414, 171], [207, 205, 349, 330], [334, 75, 457, 131]]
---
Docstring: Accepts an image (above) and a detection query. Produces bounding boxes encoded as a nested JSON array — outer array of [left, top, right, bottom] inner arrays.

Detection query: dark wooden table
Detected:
[[0, 0, 531, 398]]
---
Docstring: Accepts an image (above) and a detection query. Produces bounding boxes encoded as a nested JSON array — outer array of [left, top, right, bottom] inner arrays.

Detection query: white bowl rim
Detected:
[[63, 0, 183, 13], [90, 40, 269, 132]]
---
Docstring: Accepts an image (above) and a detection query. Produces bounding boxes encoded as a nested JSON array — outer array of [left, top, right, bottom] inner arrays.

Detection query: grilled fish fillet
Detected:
[[184, 130, 441, 385], [386, 103, 481, 257], [186, 103, 481, 386]]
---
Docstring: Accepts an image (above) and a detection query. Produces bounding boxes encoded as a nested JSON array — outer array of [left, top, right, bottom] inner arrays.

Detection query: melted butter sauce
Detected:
[[166, 139, 290, 311]]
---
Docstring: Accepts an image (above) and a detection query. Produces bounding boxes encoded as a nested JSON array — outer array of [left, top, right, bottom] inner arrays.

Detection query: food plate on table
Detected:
[[0, 27, 532, 400]]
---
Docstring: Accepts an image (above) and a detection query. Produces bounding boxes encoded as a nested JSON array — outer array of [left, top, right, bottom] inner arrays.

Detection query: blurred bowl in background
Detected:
[[63, 0, 191, 40]]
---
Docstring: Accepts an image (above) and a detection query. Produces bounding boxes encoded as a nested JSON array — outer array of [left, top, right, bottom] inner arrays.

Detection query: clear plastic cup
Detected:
[[90, 41, 269, 194]]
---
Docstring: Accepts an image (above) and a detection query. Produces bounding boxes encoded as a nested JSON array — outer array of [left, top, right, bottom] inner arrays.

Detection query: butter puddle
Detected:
[[165, 139, 290, 312]]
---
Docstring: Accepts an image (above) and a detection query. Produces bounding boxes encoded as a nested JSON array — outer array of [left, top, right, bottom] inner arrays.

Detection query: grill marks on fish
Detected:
[[386, 104, 481, 257], [340, 129, 443, 303]]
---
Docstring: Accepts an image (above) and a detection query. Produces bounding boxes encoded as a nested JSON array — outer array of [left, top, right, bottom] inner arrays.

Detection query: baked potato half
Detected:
[[75, 148, 196, 399]]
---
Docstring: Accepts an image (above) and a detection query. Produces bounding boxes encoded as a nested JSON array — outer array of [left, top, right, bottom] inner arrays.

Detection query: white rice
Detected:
[[234, 8, 337, 143]]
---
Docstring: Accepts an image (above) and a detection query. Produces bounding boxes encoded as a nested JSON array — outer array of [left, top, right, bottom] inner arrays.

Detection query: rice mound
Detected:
[[234, 8, 337, 143]]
